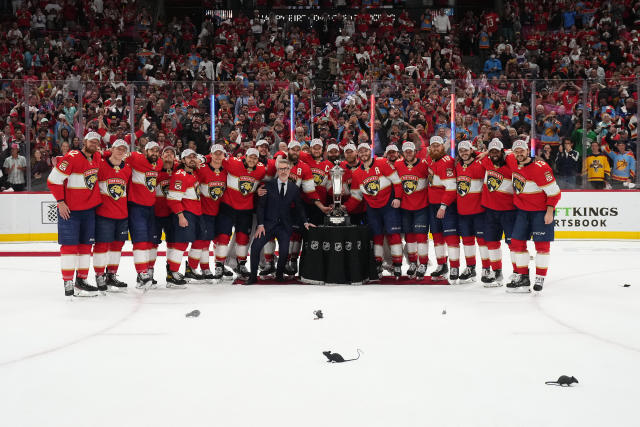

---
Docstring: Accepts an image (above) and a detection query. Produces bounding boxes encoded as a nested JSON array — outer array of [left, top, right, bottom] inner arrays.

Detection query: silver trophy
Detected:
[[325, 164, 351, 226]]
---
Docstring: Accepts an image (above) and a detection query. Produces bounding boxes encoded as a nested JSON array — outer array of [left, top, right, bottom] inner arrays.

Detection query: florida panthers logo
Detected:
[[512, 174, 525, 194], [402, 178, 418, 195], [209, 182, 225, 200], [160, 180, 170, 197], [487, 175, 503, 192], [427, 169, 434, 185], [457, 180, 470, 197], [84, 169, 98, 190], [616, 159, 628, 171], [145, 172, 157, 192], [590, 159, 603, 172], [107, 178, 126, 200], [238, 176, 255, 196], [194, 184, 201, 200], [363, 177, 381, 196], [312, 172, 324, 185]]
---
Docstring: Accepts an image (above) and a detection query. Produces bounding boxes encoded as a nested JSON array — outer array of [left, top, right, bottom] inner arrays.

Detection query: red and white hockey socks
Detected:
[[199, 240, 211, 271], [405, 233, 418, 264], [76, 244, 92, 279], [264, 240, 275, 265], [107, 241, 124, 274], [477, 237, 490, 269], [432, 232, 447, 265], [148, 244, 158, 272], [487, 240, 502, 271], [416, 233, 429, 266], [373, 235, 384, 263], [445, 235, 460, 268], [133, 242, 149, 274], [534, 241, 550, 277], [215, 234, 230, 265], [60, 244, 77, 281], [188, 240, 205, 270], [288, 232, 302, 262], [461, 236, 476, 267], [93, 242, 109, 275], [167, 242, 188, 272], [235, 232, 249, 264], [388, 234, 403, 265], [510, 239, 530, 275]]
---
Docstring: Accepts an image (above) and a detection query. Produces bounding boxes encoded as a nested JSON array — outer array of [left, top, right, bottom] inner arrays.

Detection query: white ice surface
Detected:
[[0, 240, 639, 427]]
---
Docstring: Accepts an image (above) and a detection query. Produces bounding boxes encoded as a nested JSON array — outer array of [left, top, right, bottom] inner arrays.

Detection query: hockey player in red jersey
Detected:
[[126, 141, 163, 289], [478, 139, 517, 287], [426, 136, 461, 283], [47, 132, 102, 297], [93, 140, 132, 293], [394, 141, 430, 279], [384, 144, 400, 167], [346, 143, 404, 278], [216, 147, 266, 279], [340, 143, 366, 225], [306, 138, 333, 224], [166, 149, 203, 287], [190, 144, 227, 281], [454, 140, 490, 284], [505, 139, 561, 292], [150, 146, 179, 286]]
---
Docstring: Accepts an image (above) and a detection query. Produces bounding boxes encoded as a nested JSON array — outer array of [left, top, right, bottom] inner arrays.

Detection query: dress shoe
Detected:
[[275, 274, 287, 283], [245, 275, 258, 285]]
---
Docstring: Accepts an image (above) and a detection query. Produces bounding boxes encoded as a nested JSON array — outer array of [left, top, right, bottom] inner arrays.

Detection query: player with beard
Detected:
[[384, 144, 400, 167], [340, 143, 367, 225], [426, 136, 460, 283], [48, 132, 102, 297], [478, 139, 517, 287], [454, 141, 490, 284], [306, 138, 333, 224], [217, 148, 267, 279], [394, 141, 430, 279], [346, 143, 404, 278], [125, 141, 163, 290], [505, 139, 561, 292], [324, 143, 349, 202], [166, 149, 203, 287], [256, 139, 271, 165], [190, 144, 227, 281], [150, 146, 178, 286], [93, 140, 132, 294]]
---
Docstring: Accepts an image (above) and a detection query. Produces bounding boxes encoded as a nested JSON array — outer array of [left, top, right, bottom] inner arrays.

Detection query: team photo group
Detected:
[[47, 128, 561, 297]]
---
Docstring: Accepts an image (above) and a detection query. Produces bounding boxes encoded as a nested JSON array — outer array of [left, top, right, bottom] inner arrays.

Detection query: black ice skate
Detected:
[[259, 262, 276, 277], [506, 274, 531, 293], [64, 280, 74, 297], [74, 277, 98, 297], [184, 262, 204, 282], [393, 264, 402, 279], [533, 275, 544, 292], [136, 272, 153, 290], [406, 262, 417, 278], [430, 263, 449, 279], [415, 264, 427, 280], [458, 266, 476, 284], [106, 273, 128, 292], [166, 271, 187, 288], [449, 267, 459, 284], [95, 274, 107, 295]]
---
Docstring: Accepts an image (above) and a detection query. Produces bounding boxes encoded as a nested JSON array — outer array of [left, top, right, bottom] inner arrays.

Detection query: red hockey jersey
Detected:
[[455, 159, 485, 215], [155, 164, 178, 217], [479, 156, 515, 211], [222, 157, 266, 210], [127, 151, 163, 207], [306, 157, 332, 205], [346, 158, 402, 210], [340, 160, 365, 214], [48, 149, 102, 211], [394, 158, 429, 211], [288, 160, 320, 204], [96, 159, 131, 219], [197, 163, 227, 216], [426, 155, 456, 206], [167, 168, 202, 215], [505, 154, 561, 211]]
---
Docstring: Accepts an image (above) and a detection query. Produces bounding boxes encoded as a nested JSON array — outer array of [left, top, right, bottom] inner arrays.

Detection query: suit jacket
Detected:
[[257, 179, 307, 231]]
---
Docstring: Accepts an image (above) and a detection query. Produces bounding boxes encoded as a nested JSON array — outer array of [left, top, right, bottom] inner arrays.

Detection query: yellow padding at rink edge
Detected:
[[0, 232, 638, 242]]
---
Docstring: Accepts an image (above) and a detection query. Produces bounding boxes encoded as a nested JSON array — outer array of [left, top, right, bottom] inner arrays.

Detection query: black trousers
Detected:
[[250, 224, 292, 277]]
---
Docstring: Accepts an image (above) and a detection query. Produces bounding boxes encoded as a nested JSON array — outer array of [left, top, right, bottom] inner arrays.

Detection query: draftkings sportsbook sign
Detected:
[[553, 191, 640, 238]]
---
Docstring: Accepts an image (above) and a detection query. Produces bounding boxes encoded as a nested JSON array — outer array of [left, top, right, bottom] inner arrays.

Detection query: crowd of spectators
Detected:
[[0, 0, 638, 191]]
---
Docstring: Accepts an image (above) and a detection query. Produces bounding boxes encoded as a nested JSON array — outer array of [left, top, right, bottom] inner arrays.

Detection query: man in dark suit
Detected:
[[247, 158, 314, 284]]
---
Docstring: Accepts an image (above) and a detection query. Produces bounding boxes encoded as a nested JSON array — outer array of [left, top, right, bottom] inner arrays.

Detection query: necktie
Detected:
[[280, 182, 285, 198]]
